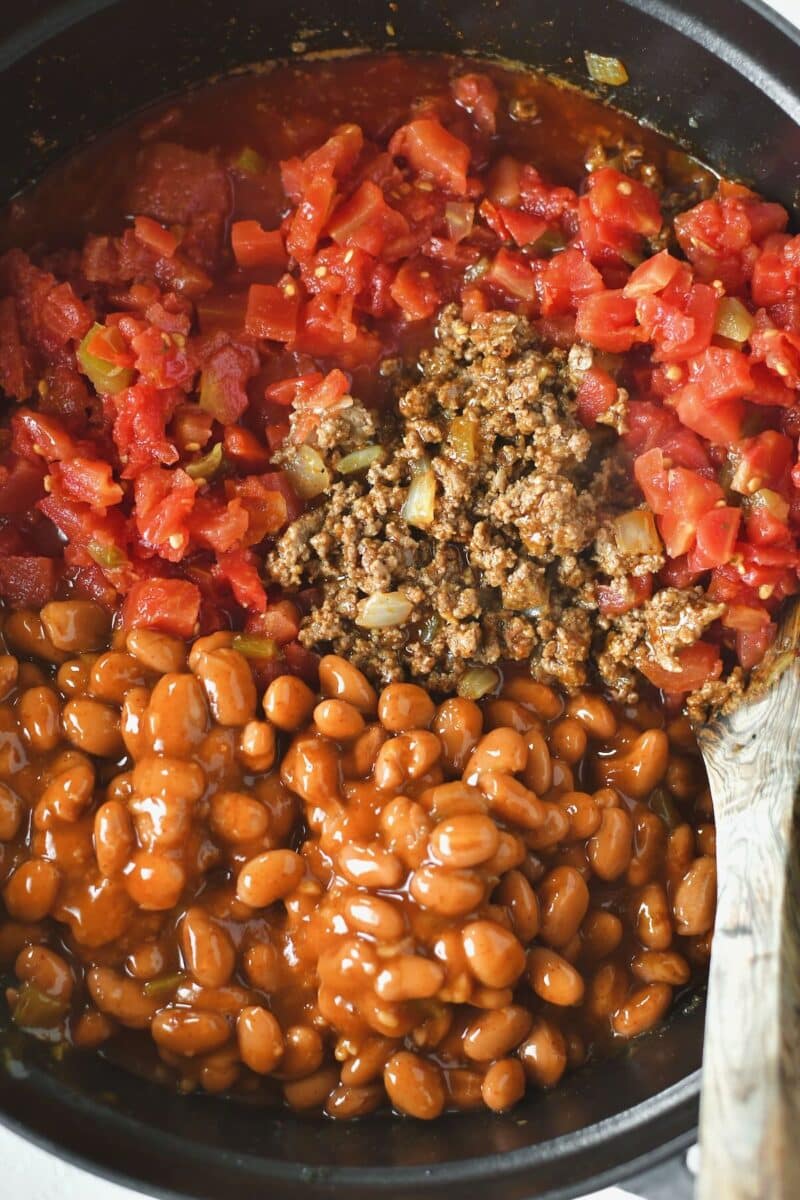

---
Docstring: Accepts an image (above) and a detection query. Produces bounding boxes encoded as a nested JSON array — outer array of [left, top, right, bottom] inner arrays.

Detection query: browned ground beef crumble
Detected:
[[268, 306, 744, 715]]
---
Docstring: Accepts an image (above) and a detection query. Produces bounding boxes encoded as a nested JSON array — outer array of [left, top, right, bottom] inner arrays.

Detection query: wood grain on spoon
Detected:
[[697, 599, 800, 1200]]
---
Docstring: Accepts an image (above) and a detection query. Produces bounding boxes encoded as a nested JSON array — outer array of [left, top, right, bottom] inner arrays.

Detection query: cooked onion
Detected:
[[584, 51, 629, 87], [448, 415, 479, 463], [457, 666, 500, 700], [355, 591, 414, 629], [750, 488, 789, 521], [285, 445, 331, 499], [445, 201, 475, 243], [714, 297, 755, 344], [612, 509, 662, 555], [401, 460, 437, 528], [337, 444, 385, 474]]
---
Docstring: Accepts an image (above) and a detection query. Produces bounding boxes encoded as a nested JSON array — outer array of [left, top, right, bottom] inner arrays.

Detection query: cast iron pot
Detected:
[[0, 2, 798, 1197]]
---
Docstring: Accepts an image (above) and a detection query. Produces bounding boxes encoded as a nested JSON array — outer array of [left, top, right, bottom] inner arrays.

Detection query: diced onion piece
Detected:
[[584, 52, 629, 86], [750, 488, 790, 521], [355, 591, 414, 629], [337, 444, 385, 474], [448, 415, 479, 463], [445, 200, 475, 244], [612, 509, 662, 555], [714, 296, 755, 344], [285, 445, 331, 499], [401, 460, 437, 529], [457, 666, 500, 700], [232, 634, 280, 660]]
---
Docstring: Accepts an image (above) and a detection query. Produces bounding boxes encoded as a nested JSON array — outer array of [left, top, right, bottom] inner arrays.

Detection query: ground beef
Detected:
[[267, 305, 733, 706]]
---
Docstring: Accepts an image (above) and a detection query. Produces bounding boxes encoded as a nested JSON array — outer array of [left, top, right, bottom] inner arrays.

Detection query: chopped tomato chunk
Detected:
[[640, 641, 723, 694], [389, 118, 471, 195], [231, 221, 287, 268], [122, 577, 201, 638]]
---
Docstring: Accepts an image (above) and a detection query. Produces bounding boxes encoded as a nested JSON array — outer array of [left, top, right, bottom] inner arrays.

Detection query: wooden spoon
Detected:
[[696, 600, 800, 1200]]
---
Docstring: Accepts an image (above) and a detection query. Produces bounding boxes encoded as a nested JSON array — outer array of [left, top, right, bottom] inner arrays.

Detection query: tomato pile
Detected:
[[0, 67, 799, 694]]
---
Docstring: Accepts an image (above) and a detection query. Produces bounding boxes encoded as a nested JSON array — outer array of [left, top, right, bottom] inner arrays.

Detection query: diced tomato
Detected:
[[299, 124, 364, 188], [749, 312, 800, 390], [452, 72, 499, 134], [245, 283, 301, 342], [0, 556, 59, 608], [625, 400, 711, 471], [575, 290, 640, 352], [389, 118, 471, 195], [12, 408, 81, 463], [231, 221, 287, 269], [486, 156, 523, 207], [265, 372, 324, 407], [52, 457, 124, 509], [122, 577, 201, 638], [575, 366, 617, 427], [688, 505, 741, 569], [282, 640, 321, 687], [461, 285, 488, 322], [736, 622, 776, 670], [687, 346, 753, 402], [496, 207, 548, 249], [634, 448, 670, 514], [731, 430, 793, 494], [132, 325, 197, 391], [587, 168, 663, 237], [659, 554, 706, 589], [389, 260, 440, 320], [285, 174, 337, 261], [539, 247, 603, 315], [622, 250, 682, 298], [657, 468, 724, 557], [134, 466, 196, 561], [0, 296, 33, 400], [113, 384, 180, 479], [0, 455, 46, 513], [293, 368, 350, 412], [133, 215, 179, 258], [188, 496, 250, 554], [485, 248, 537, 303], [596, 572, 653, 616], [327, 181, 409, 256], [674, 383, 744, 447], [639, 641, 723, 694], [747, 362, 796, 408], [215, 547, 267, 612], [637, 284, 718, 362], [246, 599, 302, 645], [222, 426, 271, 471]]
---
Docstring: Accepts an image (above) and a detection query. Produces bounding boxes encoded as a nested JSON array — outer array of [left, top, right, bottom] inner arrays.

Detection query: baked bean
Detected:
[[0, 655, 19, 700], [319, 654, 377, 714], [464, 1005, 532, 1062], [672, 855, 716, 936], [502, 678, 562, 720], [410, 865, 484, 917], [56, 658, 92, 699], [479, 771, 545, 829], [665, 754, 705, 800], [465, 727, 528, 781], [685, 931, 713, 968], [125, 851, 185, 911], [580, 910, 624, 962], [4, 859, 61, 921], [373, 730, 441, 789], [518, 1018, 567, 1088], [62, 697, 123, 758], [18, 687, 61, 753], [312, 698, 364, 742], [375, 955, 444, 1002], [281, 735, 341, 807], [484, 699, 539, 733], [342, 893, 404, 942], [126, 941, 168, 980], [483, 831, 527, 876], [695, 822, 716, 858], [627, 808, 667, 887], [550, 717, 588, 764], [566, 692, 617, 740], [0, 781, 23, 841], [445, 1068, 484, 1110], [587, 807, 633, 881], [237, 849, 305, 908], [15, 945, 73, 1001], [263, 675, 315, 732], [426, 780, 487, 821], [522, 801, 571, 850], [538, 867, 590, 949], [586, 962, 630, 1021], [152, 1008, 231, 1057], [39, 760, 95, 824], [666, 823, 696, 886], [379, 796, 432, 869], [87, 967, 160, 1028], [146, 673, 208, 757], [119, 687, 150, 760], [237, 1005, 284, 1074], [199, 1045, 241, 1094], [337, 841, 404, 889], [236, 720, 277, 773], [340, 723, 387, 779], [522, 728, 553, 795], [72, 1009, 115, 1049], [462, 919, 525, 988], [384, 1051, 445, 1119], [284, 1065, 339, 1111], [528, 946, 584, 1006], [634, 882, 673, 950], [482, 1058, 525, 1111], [193, 647, 257, 726], [377, 683, 435, 732], [612, 982, 672, 1039], [243, 941, 282, 993], [94, 800, 134, 876], [88, 652, 148, 705], [181, 907, 236, 988], [5, 610, 68, 664], [599, 729, 669, 799], [433, 697, 483, 774], [593, 786, 622, 810], [325, 1082, 384, 1119], [494, 869, 540, 942], [429, 813, 500, 869], [126, 628, 186, 674], [132, 755, 206, 803], [40, 601, 110, 653], [210, 791, 269, 843], [631, 950, 691, 986]]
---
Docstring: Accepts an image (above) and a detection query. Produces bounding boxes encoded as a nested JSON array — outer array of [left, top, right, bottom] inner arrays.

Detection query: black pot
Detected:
[[0, 2, 797, 1198]]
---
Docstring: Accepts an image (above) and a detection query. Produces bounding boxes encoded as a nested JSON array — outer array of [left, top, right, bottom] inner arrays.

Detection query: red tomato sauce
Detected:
[[0, 52, 797, 696]]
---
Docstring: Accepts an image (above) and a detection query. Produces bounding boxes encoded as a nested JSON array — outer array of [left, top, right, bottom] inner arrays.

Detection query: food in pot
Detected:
[[0, 48, 792, 1116]]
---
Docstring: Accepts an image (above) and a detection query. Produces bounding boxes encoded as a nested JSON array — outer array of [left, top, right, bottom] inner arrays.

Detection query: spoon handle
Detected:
[[697, 652, 800, 1200]]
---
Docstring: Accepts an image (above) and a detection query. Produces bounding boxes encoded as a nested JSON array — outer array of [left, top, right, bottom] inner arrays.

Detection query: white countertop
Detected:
[[2, 0, 797, 1195]]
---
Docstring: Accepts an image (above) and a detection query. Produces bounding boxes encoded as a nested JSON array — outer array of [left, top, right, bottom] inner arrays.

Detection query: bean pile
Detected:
[[0, 600, 716, 1118]]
